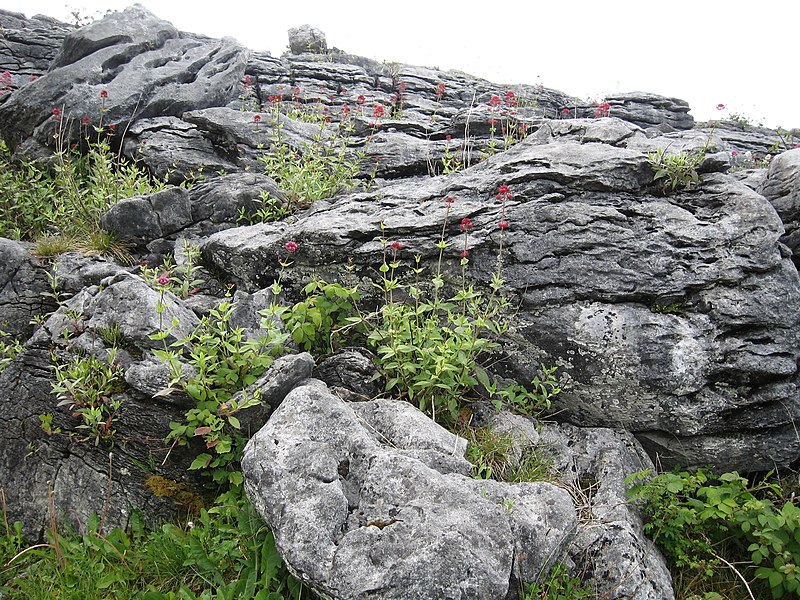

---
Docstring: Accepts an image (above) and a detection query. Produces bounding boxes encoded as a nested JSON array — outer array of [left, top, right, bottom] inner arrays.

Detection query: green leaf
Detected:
[[189, 453, 212, 470]]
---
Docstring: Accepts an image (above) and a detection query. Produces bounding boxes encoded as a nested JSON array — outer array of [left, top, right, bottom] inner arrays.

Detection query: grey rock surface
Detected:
[[0, 9, 71, 82], [761, 148, 800, 266], [0, 5, 248, 149], [242, 383, 580, 600], [101, 172, 286, 247], [206, 127, 800, 471], [0, 267, 315, 537], [538, 422, 674, 599], [0, 238, 58, 338], [288, 25, 328, 55]]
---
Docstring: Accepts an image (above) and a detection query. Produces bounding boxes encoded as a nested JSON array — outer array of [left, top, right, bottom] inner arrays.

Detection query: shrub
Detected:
[[627, 468, 800, 599]]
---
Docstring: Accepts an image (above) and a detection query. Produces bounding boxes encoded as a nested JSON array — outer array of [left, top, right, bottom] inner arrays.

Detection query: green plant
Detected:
[[51, 348, 126, 445], [478, 366, 561, 416], [258, 120, 364, 207], [627, 468, 800, 599], [650, 302, 686, 315], [463, 425, 554, 483], [281, 278, 364, 353], [0, 495, 309, 599], [522, 563, 594, 600], [154, 299, 288, 488], [647, 147, 705, 193], [0, 327, 23, 373], [237, 191, 290, 225], [0, 99, 164, 250], [141, 240, 205, 298]]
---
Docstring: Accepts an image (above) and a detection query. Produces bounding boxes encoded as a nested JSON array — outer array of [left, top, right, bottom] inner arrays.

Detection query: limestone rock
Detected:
[[288, 25, 328, 55], [206, 130, 800, 471], [242, 383, 580, 600], [0, 238, 58, 339], [538, 422, 674, 599], [760, 148, 800, 266], [0, 5, 248, 149], [0, 9, 71, 81], [101, 172, 286, 247]]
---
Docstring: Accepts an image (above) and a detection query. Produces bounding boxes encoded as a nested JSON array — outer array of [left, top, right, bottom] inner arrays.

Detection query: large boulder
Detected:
[[242, 382, 581, 600], [206, 120, 800, 472]]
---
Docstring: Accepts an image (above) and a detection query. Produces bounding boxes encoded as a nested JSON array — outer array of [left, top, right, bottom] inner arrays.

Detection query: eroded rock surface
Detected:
[[242, 382, 583, 600]]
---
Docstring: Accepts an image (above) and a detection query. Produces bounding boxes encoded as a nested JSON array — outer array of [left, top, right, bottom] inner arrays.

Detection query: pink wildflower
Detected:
[[157, 276, 171, 285], [498, 221, 509, 230], [284, 241, 298, 253]]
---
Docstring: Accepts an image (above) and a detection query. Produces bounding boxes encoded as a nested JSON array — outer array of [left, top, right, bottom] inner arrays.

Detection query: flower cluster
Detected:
[[435, 82, 446, 99], [594, 101, 611, 118], [0, 71, 11, 95]]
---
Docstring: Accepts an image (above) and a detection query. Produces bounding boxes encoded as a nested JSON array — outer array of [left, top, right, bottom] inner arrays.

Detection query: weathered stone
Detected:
[[538, 423, 674, 599], [314, 349, 382, 400], [0, 5, 248, 149], [205, 131, 800, 471], [288, 25, 328, 55], [101, 173, 287, 247], [760, 148, 800, 266], [0, 238, 58, 339], [0, 9, 71, 81], [242, 383, 580, 600]]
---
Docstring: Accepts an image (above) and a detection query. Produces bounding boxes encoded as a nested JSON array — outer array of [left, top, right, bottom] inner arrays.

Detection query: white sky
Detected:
[[3, 1, 799, 129]]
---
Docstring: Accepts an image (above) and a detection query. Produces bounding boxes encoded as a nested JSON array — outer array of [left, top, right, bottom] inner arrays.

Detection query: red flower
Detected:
[[498, 221, 509, 230], [357, 94, 366, 104], [435, 83, 446, 98], [716, 103, 726, 110], [108, 124, 116, 131], [488, 118, 498, 126], [81, 116, 90, 125], [390, 241, 403, 251], [731, 150, 738, 156], [100, 89, 108, 99], [253, 114, 261, 122], [444, 196, 455, 205], [561, 108, 570, 116], [459, 250, 469, 258], [157, 276, 171, 285], [489, 95, 502, 107], [372, 104, 385, 119], [594, 101, 611, 118], [459, 217, 473, 231], [497, 185, 510, 195], [50, 108, 61, 121], [445, 134, 452, 142], [284, 241, 298, 253], [243, 74, 252, 86]]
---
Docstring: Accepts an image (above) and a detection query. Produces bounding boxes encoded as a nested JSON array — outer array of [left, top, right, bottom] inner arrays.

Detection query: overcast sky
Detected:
[[4, 1, 798, 129]]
